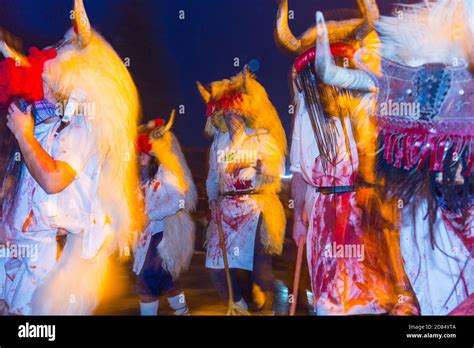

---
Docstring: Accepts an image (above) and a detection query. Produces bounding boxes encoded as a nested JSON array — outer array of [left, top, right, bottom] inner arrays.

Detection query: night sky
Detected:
[[0, 0, 404, 150]]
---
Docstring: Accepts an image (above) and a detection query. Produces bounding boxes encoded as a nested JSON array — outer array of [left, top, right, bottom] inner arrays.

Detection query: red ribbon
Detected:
[[205, 92, 244, 118], [0, 47, 57, 106], [293, 43, 356, 74]]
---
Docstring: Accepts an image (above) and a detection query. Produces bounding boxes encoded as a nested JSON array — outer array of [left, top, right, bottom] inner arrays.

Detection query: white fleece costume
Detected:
[[133, 164, 185, 275], [0, 115, 109, 315]]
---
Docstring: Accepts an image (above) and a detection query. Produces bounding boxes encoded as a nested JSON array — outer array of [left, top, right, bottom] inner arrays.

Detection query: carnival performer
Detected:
[[197, 68, 286, 314], [275, 0, 418, 315], [0, 0, 142, 315], [313, 0, 474, 315], [133, 112, 197, 316]]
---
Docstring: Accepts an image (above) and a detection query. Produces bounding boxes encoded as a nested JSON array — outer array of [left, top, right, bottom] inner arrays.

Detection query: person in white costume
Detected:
[[0, 0, 142, 315], [313, 0, 474, 315], [197, 68, 287, 313], [275, 0, 418, 315], [133, 112, 197, 316]]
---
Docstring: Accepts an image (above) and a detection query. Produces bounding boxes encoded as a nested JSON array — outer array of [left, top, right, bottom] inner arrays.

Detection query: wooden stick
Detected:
[[290, 242, 305, 316], [216, 215, 250, 316]]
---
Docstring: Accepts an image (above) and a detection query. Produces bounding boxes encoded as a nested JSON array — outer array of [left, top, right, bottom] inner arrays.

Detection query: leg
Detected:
[[209, 268, 244, 303], [136, 234, 163, 315], [251, 223, 275, 312], [5, 231, 57, 315], [160, 275, 189, 316]]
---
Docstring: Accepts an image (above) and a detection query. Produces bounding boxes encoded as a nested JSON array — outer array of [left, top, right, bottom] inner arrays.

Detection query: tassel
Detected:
[[431, 137, 443, 171], [404, 136, 414, 169], [415, 137, 432, 171], [394, 135, 405, 168], [466, 142, 474, 177]]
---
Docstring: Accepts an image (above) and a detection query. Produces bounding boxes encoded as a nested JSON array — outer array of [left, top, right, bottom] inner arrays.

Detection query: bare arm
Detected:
[[291, 172, 308, 246], [291, 172, 307, 223], [7, 103, 76, 194]]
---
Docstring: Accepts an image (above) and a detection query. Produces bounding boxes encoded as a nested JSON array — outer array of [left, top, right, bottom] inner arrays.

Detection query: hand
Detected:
[[293, 214, 308, 247], [7, 103, 34, 142]]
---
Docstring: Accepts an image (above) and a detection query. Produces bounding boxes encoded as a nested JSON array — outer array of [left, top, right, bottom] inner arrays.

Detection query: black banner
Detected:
[[0, 315, 472, 346]]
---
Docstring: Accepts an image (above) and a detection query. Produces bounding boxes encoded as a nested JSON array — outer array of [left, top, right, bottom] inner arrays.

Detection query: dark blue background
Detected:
[[0, 0, 403, 149]]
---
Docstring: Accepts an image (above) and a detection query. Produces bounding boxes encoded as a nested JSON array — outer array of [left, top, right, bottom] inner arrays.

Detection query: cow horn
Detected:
[[0, 41, 30, 67], [74, 0, 92, 48], [315, 12, 376, 92], [275, 0, 302, 55], [356, 0, 380, 40], [196, 81, 211, 103], [164, 109, 176, 133]]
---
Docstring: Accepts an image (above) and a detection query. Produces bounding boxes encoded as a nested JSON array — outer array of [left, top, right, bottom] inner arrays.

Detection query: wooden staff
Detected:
[[290, 241, 305, 316], [216, 215, 250, 316]]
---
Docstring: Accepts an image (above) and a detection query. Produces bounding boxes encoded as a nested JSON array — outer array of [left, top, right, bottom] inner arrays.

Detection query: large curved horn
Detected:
[[355, 0, 380, 40], [196, 81, 211, 103], [298, 18, 363, 49], [74, 0, 92, 48], [0, 41, 30, 67], [164, 109, 176, 133], [315, 12, 375, 92], [275, 0, 302, 55], [275, 0, 371, 55]]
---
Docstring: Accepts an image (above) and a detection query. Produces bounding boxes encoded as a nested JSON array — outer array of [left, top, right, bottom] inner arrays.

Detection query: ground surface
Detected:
[[94, 240, 314, 316]]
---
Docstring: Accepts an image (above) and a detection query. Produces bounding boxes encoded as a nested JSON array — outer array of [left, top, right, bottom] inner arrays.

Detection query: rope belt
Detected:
[[220, 189, 261, 197], [315, 182, 376, 195]]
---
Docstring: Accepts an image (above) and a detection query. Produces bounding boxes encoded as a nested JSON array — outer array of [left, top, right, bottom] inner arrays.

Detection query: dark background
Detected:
[[0, 0, 404, 154]]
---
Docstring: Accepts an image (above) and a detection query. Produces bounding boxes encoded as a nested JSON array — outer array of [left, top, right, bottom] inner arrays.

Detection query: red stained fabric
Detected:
[[308, 155, 395, 314]]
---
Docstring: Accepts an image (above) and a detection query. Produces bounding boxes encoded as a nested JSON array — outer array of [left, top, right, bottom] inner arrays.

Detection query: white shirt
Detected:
[[143, 164, 185, 235], [133, 164, 185, 274], [290, 91, 359, 185], [5, 115, 108, 259]]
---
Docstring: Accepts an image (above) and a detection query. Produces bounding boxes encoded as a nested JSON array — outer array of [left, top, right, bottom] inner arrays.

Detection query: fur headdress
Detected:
[[377, 0, 473, 67], [138, 111, 198, 279], [196, 68, 287, 160]]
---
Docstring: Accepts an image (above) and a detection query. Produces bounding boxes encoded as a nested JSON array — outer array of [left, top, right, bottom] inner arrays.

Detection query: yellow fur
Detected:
[[199, 71, 287, 255], [201, 70, 287, 159], [151, 132, 198, 279], [33, 23, 144, 314], [45, 28, 145, 251]]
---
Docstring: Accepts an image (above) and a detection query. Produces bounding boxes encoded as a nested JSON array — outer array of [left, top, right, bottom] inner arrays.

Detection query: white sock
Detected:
[[140, 300, 159, 316], [236, 298, 248, 310], [167, 292, 189, 315]]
